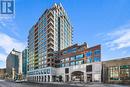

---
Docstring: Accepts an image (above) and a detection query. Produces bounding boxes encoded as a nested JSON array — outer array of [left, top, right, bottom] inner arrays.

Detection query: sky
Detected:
[[0, 0, 130, 68]]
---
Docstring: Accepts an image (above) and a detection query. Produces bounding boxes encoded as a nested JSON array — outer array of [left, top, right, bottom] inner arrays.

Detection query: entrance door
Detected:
[[87, 74, 92, 82], [71, 71, 84, 82], [65, 75, 69, 82]]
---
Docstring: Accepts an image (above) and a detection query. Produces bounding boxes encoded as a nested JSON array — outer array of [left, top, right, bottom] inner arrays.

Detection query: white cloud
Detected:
[[0, 53, 6, 62], [105, 24, 130, 50], [0, 32, 26, 54], [0, 53, 6, 68], [0, 16, 19, 37]]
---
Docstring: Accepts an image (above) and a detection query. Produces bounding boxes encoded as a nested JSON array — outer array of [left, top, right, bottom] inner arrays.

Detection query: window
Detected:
[[63, 51, 67, 54], [63, 48, 77, 54], [61, 59, 64, 63], [79, 60, 84, 64], [71, 48, 76, 53], [86, 65, 92, 72], [76, 54, 84, 60], [65, 68, 69, 73], [70, 56, 75, 61], [44, 69, 47, 74], [70, 62, 75, 66], [120, 65, 130, 69], [109, 66, 119, 80], [75, 60, 84, 65], [61, 64, 64, 67], [120, 65, 130, 80], [65, 63, 69, 67], [47, 69, 50, 74], [87, 58, 92, 63], [94, 50, 100, 55], [86, 51, 92, 57], [94, 57, 100, 62], [65, 58, 69, 62], [76, 61, 79, 65]]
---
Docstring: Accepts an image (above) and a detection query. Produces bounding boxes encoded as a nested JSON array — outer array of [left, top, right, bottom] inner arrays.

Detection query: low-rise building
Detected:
[[56, 62, 102, 82], [54, 43, 101, 82], [0, 68, 6, 79], [102, 57, 130, 84]]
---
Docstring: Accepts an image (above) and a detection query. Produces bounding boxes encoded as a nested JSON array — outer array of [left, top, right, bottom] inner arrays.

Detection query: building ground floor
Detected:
[[27, 62, 102, 83], [27, 58, 130, 84], [102, 57, 130, 84]]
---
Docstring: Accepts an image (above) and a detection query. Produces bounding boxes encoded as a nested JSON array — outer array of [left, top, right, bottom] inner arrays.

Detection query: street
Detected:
[[0, 80, 129, 87]]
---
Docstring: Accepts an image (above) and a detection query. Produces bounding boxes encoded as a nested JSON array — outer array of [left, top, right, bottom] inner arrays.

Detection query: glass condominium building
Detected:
[[27, 3, 72, 82]]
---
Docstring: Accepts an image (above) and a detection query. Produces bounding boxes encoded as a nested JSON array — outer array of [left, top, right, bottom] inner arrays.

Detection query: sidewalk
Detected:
[[26, 81, 129, 87]]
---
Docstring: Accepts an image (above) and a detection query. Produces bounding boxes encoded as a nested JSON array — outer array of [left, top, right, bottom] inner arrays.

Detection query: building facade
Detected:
[[55, 43, 101, 82], [56, 62, 102, 82], [6, 49, 22, 80], [27, 3, 72, 81], [0, 68, 6, 79], [55, 43, 101, 68], [102, 57, 130, 84], [22, 48, 28, 79], [27, 42, 101, 82]]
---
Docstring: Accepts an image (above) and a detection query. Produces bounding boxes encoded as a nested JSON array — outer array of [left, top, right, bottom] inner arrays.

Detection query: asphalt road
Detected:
[[0, 80, 129, 87]]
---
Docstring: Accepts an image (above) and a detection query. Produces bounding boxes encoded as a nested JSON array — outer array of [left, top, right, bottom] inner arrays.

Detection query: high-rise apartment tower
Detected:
[[28, 3, 73, 82]]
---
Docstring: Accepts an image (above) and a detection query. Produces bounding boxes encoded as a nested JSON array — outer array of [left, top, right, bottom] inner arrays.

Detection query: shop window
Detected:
[[61, 64, 64, 67], [70, 62, 75, 66], [120, 65, 130, 80], [109, 66, 119, 80], [120, 65, 130, 69], [110, 78, 119, 80], [70, 56, 75, 61], [65, 63, 69, 67]]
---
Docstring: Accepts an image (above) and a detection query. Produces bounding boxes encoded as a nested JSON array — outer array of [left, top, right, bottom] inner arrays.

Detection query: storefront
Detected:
[[56, 62, 102, 83], [102, 57, 130, 84]]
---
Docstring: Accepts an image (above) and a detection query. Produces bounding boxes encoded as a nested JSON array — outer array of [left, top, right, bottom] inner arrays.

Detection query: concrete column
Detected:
[[50, 75, 52, 82], [84, 71, 87, 83], [18, 53, 22, 74], [69, 73, 71, 82], [46, 75, 48, 82]]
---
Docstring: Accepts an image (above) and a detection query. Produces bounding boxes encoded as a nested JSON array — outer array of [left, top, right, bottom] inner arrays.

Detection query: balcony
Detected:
[[47, 26, 54, 33], [47, 33, 54, 38], [47, 11, 54, 18], [47, 38, 54, 44], [47, 17, 54, 24], [47, 51, 54, 54], [47, 45, 54, 50], [47, 22, 54, 29], [47, 48, 53, 52], [47, 16, 54, 22], [47, 42, 54, 46], [47, 53, 53, 57]]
